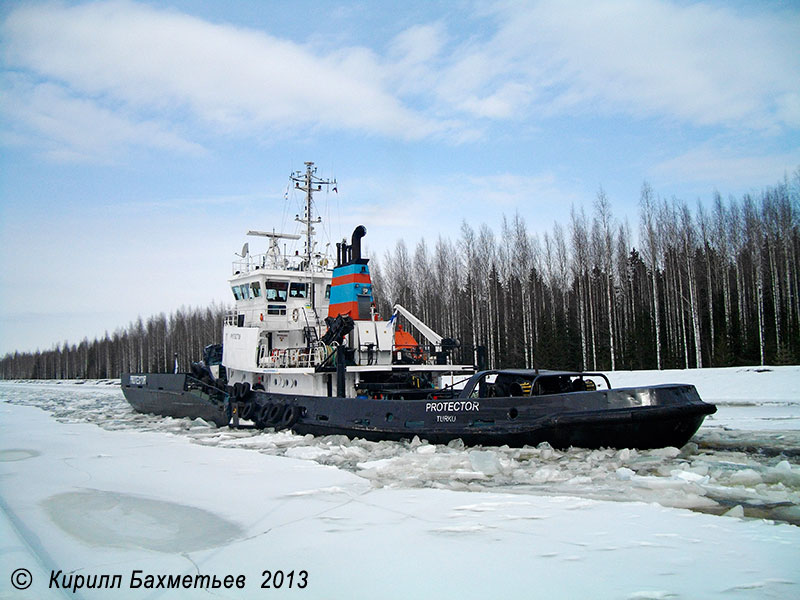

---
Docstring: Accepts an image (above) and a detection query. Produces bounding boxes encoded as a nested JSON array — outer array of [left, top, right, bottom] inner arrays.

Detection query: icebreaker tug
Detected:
[[122, 162, 715, 449]]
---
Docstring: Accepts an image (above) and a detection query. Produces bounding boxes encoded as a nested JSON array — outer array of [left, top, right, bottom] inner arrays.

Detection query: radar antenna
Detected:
[[247, 230, 301, 270]]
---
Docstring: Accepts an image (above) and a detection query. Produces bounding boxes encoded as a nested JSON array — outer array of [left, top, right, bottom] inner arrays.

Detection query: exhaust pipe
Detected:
[[350, 225, 366, 263]]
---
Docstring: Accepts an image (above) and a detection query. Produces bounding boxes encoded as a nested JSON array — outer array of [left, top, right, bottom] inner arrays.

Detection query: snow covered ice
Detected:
[[2, 366, 800, 599]]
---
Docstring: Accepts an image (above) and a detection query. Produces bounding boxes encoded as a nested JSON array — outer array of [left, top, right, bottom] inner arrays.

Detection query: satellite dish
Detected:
[[236, 243, 249, 258]]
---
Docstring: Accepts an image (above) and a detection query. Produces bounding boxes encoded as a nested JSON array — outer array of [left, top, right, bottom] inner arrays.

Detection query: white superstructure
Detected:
[[221, 162, 471, 399]]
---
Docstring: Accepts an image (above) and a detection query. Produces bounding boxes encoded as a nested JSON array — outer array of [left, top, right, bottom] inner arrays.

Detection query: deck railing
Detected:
[[232, 252, 332, 275], [258, 344, 332, 369]]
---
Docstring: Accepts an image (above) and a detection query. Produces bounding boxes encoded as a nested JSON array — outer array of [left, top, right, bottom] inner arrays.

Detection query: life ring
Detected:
[[292, 308, 299, 322]]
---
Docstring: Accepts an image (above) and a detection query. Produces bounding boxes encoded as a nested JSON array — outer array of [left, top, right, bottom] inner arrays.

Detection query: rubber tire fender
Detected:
[[266, 403, 283, 425], [258, 403, 273, 425], [240, 401, 255, 421], [280, 405, 301, 429]]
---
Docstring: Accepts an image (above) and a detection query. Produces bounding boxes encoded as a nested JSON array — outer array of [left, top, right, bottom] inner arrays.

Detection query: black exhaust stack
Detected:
[[350, 225, 367, 263], [335, 225, 368, 266]]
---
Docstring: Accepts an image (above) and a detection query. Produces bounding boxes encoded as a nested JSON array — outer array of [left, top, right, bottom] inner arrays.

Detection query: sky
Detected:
[[1, 0, 798, 356]]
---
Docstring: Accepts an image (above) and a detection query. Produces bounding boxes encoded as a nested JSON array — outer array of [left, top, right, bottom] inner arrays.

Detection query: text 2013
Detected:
[[261, 570, 308, 589]]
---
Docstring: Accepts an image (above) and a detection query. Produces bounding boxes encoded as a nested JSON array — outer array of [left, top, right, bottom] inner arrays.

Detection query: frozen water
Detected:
[[1, 368, 799, 527], [43, 489, 242, 552], [1, 372, 799, 599]]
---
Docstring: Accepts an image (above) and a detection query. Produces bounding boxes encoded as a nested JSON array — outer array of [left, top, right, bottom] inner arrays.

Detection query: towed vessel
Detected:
[[122, 162, 715, 449]]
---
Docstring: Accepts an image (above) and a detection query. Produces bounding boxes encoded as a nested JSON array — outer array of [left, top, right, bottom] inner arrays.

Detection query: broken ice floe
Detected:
[[2, 380, 799, 526]]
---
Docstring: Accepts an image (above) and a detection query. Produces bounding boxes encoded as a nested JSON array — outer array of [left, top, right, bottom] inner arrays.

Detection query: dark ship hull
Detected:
[[122, 370, 715, 450], [122, 373, 229, 427], [243, 384, 713, 450]]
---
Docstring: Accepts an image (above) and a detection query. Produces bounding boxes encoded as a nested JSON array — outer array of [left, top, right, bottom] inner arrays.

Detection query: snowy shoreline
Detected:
[[5, 362, 799, 400]]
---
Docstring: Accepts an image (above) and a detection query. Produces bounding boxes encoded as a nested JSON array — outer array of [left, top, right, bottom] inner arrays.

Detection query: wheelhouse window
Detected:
[[267, 304, 287, 315], [265, 280, 288, 302], [251, 281, 262, 298], [239, 284, 251, 300], [232, 286, 243, 301], [289, 282, 308, 298]]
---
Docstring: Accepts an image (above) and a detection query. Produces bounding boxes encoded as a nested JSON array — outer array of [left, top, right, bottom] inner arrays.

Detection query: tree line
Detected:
[[2, 174, 798, 380], [372, 175, 800, 371], [0, 305, 226, 380]]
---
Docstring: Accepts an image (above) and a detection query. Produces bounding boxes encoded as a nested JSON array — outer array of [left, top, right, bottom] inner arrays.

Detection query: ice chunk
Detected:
[[728, 468, 763, 486], [772, 505, 800, 524], [356, 457, 402, 471], [648, 447, 680, 458], [723, 505, 744, 518], [285, 446, 330, 460], [531, 467, 566, 483], [671, 469, 709, 484], [468, 450, 501, 475], [537, 442, 555, 460], [774, 459, 792, 472], [568, 476, 593, 485], [616, 467, 635, 480], [765, 460, 800, 487]]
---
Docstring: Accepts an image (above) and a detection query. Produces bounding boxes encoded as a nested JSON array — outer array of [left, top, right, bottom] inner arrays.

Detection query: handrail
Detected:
[[232, 252, 333, 275], [258, 344, 332, 369]]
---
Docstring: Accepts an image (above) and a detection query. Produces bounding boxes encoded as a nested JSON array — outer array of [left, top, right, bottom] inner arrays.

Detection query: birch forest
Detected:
[[0, 305, 226, 380], [1, 175, 798, 379], [372, 177, 800, 371]]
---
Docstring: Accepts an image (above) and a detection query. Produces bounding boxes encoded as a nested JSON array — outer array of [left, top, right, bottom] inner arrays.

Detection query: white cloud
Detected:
[[652, 146, 800, 187], [0, 0, 445, 155], [380, 1, 799, 132], [478, 0, 800, 131], [0, 75, 204, 162], [1, 0, 797, 160]]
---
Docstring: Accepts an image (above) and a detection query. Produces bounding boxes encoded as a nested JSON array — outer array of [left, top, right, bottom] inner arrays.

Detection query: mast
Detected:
[[290, 161, 335, 318], [290, 161, 336, 272]]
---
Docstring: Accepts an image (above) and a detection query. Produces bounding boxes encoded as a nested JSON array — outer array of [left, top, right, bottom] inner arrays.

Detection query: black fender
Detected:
[[240, 401, 255, 421], [280, 405, 301, 429]]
